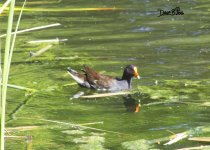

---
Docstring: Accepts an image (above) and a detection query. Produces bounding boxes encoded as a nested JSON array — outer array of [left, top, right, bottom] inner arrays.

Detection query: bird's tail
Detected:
[[67, 67, 85, 85], [67, 67, 78, 74]]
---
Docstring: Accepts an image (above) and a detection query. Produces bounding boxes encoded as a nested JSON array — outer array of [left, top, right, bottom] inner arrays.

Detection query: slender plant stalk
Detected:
[[0, 0, 28, 113], [17, 117, 122, 134], [30, 44, 52, 57], [0, 35, 2, 111], [28, 38, 68, 44], [38, 118, 122, 134], [0, 83, 36, 92], [0, 23, 61, 38], [6, 126, 39, 132], [4, 136, 26, 139], [1, 0, 15, 149], [1, 1, 26, 148], [8, 0, 27, 67], [188, 137, 210, 142], [13, 7, 123, 12], [0, 0, 12, 14], [177, 145, 210, 150], [81, 91, 131, 98]]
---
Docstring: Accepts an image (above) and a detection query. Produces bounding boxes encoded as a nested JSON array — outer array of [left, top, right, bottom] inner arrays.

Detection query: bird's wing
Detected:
[[83, 65, 114, 89]]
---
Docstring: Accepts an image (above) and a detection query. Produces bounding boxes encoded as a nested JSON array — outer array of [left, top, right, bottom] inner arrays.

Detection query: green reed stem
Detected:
[[1, 0, 15, 149], [0, 23, 61, 38], [0, 36, 2, 111], [8, 0, 26, 72], [0, 0, 12, 14]]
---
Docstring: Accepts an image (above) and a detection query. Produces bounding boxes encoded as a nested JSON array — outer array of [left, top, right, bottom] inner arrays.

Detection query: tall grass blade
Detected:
[[0, 0, 12, 14], [81, 91, 131, 98], [0, 23, 61, 38], [14, 7, 123, 12], [0, 83, 36, 92], [28, 38, 68, 44], [7, 0, 26, 72], [1, 0, 26, 148], [30, 44, 52, 57], [1, 0, 15, 149], [36, 118, 123, 134], [0, 35, 2, 111]]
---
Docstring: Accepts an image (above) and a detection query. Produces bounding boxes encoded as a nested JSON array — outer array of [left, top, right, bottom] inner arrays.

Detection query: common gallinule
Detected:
[[67, 65, 140, 91]]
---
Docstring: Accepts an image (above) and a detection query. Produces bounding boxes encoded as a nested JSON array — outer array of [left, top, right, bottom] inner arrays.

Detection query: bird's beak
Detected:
[[134, 67, 140, 79]]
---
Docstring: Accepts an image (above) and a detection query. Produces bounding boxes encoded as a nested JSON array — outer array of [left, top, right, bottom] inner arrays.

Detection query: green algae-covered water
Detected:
[[1, 0, 210, 149]]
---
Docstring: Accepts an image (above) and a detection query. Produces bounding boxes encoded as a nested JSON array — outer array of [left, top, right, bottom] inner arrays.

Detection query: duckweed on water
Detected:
[[121, 139, 153, 150], [73, 136, 107, 150], [122, 126, 210, 150], [138, 80, 210, 102], [62, 129, 86, 135], [2, 0, 210, 149]]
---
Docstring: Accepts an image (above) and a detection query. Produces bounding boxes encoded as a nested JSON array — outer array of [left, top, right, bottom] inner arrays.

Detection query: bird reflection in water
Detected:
[[123, 93, 141, 113]]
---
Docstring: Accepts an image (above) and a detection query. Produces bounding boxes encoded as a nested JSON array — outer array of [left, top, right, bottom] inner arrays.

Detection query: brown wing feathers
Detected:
[[83, 65, 113, 89]]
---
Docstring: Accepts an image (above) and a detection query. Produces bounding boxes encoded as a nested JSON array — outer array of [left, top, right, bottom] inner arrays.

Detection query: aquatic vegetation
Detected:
[[73, 136, 107, 150], [1, 0, 16, 149], [62, 129, 86, 135], [121, 139, 153, 150], [138, 80, 210, 102], [1, 0, 210, 149], [122, 126, 210, 149]]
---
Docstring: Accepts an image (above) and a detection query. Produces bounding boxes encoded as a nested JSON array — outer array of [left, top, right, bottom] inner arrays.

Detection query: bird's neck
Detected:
[[122, 73, 132, 88]]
